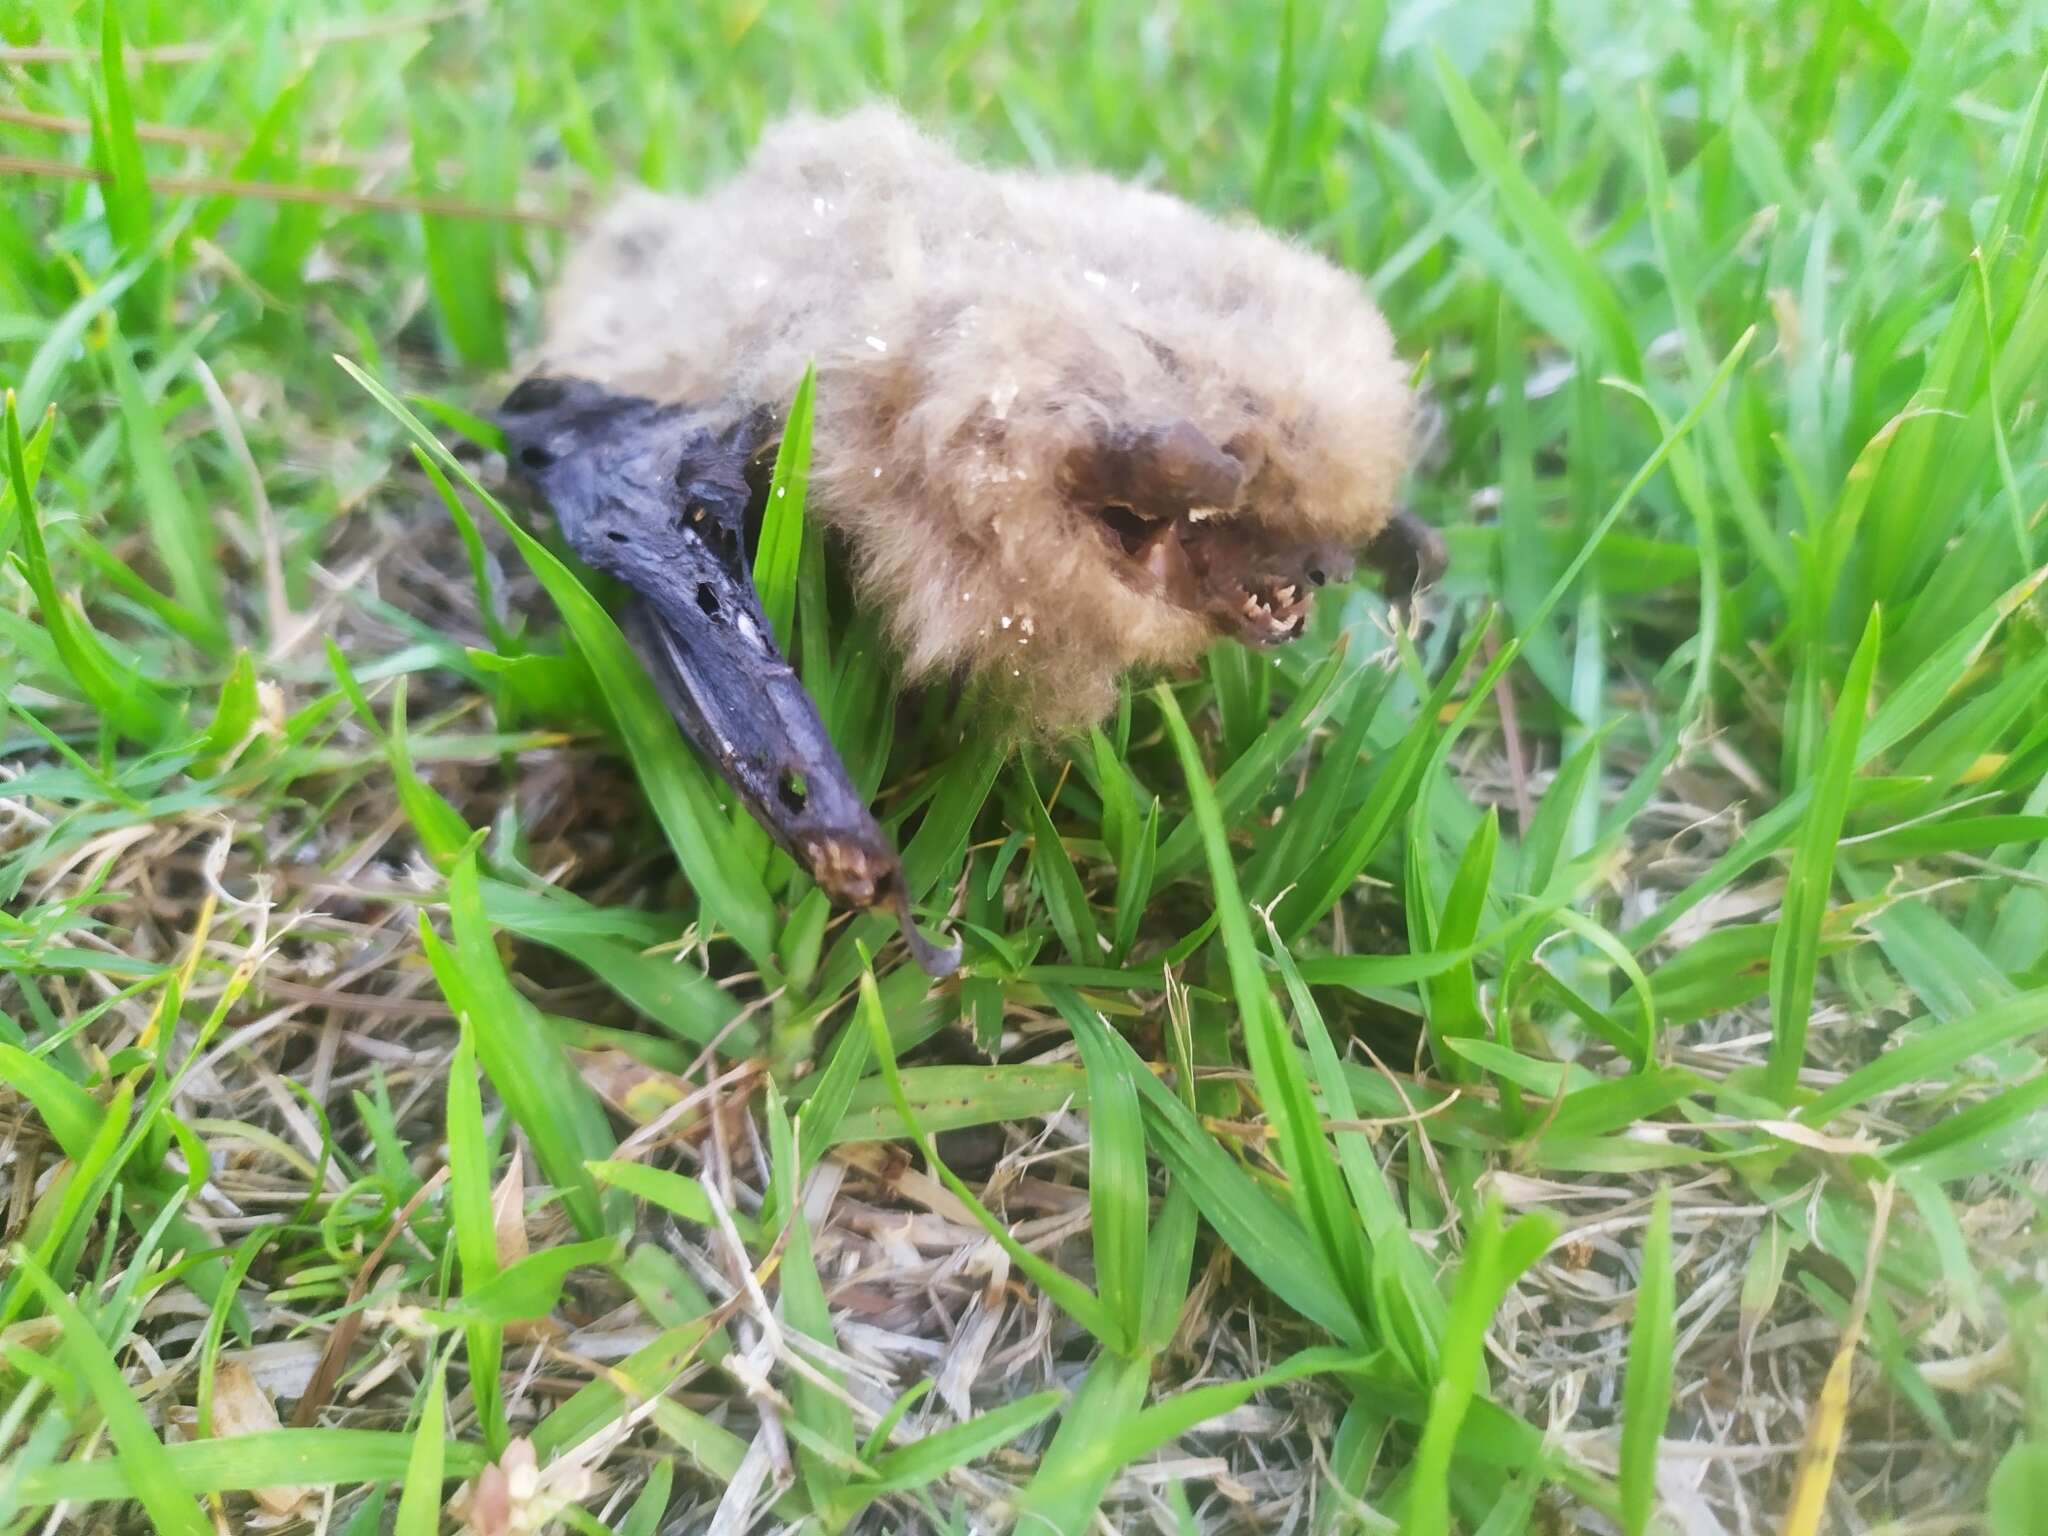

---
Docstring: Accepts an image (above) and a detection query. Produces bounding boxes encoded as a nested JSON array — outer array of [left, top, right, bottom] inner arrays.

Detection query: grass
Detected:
[[2, 0, 2045, 1531]]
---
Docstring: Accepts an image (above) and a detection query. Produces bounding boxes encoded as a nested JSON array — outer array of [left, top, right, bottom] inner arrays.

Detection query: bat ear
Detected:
[[1060, 419, 1245, 521]]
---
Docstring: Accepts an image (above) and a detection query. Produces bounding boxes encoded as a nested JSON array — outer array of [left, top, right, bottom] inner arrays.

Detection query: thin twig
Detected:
[[0, 104, 387, 168], [191, 356, 295, 649], [0, 4, 481, 64], [0, 151, 582, 228], [1481, 628, 1535, 829], [290, 1165, 450, 1427]]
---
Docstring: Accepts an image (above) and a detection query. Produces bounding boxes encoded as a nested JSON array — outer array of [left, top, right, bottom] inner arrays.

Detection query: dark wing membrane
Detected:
[[498, 376, 958, 975]]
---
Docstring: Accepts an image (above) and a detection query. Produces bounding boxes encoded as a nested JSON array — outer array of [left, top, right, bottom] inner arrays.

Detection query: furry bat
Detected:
[[500, 108, 1440, 975]]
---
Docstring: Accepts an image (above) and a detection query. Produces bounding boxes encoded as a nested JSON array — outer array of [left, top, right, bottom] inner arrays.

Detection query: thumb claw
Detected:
[[893, 885, 962, 977]]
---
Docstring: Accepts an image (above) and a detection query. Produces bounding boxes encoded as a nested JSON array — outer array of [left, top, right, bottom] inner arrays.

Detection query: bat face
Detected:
[[1062, 421, 1441, 653], [504, 109, 1437, 974]]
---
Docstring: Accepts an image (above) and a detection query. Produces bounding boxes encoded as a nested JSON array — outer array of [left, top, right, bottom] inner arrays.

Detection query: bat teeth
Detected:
[[1275, 583, 1297, 605]]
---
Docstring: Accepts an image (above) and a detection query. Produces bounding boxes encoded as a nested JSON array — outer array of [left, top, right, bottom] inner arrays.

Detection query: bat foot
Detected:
[[806, 835, 961, 977], [891, 884, 963, 978]]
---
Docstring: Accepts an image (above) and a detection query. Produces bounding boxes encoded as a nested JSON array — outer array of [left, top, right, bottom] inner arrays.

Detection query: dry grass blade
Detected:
[[290, 1168, 449, 1428], [1779, 1182, 1897, 1536]]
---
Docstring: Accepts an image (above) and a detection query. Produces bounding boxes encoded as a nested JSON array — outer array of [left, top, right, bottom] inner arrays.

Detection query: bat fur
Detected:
[[525, 106, 1424, 733]]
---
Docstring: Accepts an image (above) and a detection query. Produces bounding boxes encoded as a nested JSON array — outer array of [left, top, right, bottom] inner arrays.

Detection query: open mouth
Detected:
[[1091, 501, 1331, 647], [1225, 570, 1311, 643]]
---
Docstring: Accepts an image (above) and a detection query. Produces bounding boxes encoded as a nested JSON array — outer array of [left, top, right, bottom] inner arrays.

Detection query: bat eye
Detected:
[[518, 443, 557, 470], [606, 530, 629, 544]]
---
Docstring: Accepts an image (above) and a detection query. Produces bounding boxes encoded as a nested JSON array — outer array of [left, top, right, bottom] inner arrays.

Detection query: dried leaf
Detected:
[[575, 1048, 690, 1123], [1754, 1120, 1881, 1157], [211, 1361, 309, 1517], [492, 1155, 530, 1269]]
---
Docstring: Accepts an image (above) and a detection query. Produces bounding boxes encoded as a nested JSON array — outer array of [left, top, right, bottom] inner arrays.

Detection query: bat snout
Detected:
[[1303, 540, 1357, 589]]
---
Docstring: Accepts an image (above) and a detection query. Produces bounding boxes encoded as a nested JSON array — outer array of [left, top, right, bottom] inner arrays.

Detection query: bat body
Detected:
[[502, 108, 1437, 971]]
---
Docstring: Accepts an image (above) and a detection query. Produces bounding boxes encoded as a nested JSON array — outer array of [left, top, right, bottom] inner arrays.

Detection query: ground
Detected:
[[2, 2, 2046, 1534]]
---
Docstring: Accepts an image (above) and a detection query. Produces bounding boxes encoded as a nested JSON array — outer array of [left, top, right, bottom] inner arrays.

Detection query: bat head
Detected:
[[689, 109, 1434, 732]]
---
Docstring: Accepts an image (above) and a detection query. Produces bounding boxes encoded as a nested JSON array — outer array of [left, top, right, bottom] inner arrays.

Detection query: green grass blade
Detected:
[[1430, 49, 1638, 376], [1021, 1347, 1364, 1521], [193, 1227, 270, 1434], [5, 394, 178, 745], [618, 1462, 674, 1536], [1063, 993, 1151, 1353], [1882, 1073, 2048, 1176], [1630, 564, 2047, 949], [1155, 684, 1372, 1319], [1022, 758, 1101, 963], [393, 1361, 449, 1536], [1264, 921, 1446, 1381], [0, 1041, 101, 1161], [819, 1062, 1088, 1145], [864, 962, 1115, 1342], [410, 108, 506, 368], [415, 446, 519, 654], [1277, 618, 1492, 937], [1766, 607, 1881, 1101], [1013, 1349, 1152, 1534], [11, 1250, 212, 1536], [754, 362, 814, 651], [1140, 1181, 1200, 1355], [1252, 0, 1297, 218], [93, 1, 158, 325], [107, 335, 226, 653], [0, 391, 52, 558], [421, 849, 622, 1238], [10, 1430, 488, 1508], [1617, 1187, 1674, 1536], [1402, 1199, 1561, 1536], [793, 994, 874, 1154], [859, 1390, 1063, 1496], [1798, 987, 2048, 1128], [1156, 640, 1346, 882], [1417, 807, 1498, 1079], [765, 1085, 853, 1514], [328, 646, 472, 868], [1064, 991, 1365, 1346], [1112, 793, 1160, 962], [528, 1319, 719, 1462], [446, 1024, 507, 1454], [449, 1238, 620, 1325]]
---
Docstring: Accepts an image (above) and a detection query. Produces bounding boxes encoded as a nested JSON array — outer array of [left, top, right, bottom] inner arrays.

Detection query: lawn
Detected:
[[2, 1, 2045, 1532]]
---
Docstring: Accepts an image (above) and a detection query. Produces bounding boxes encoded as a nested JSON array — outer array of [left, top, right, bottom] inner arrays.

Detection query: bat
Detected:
[[500, 108, 1439, 976]]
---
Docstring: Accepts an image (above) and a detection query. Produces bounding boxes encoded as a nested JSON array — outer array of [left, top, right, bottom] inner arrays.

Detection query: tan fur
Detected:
[[535, 107, 1413, 731]]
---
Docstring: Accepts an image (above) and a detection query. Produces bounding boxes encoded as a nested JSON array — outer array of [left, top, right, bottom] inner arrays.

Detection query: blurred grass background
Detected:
[[2, 1, 2045, 1532]]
